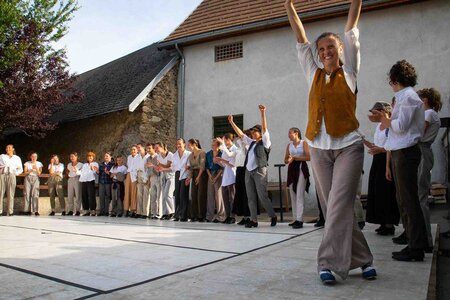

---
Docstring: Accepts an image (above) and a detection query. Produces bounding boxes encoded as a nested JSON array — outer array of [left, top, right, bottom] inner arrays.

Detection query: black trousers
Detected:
[[391, 145, 428, 250], [81, 180, 96, 211], [174, 171, 181, 218]]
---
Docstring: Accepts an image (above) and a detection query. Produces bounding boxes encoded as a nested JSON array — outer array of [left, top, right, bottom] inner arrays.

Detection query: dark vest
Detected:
[[244, 140, 270, 169]]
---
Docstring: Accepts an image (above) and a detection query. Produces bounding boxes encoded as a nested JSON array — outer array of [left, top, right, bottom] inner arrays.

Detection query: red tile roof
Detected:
[[161, 0, 418, 46]]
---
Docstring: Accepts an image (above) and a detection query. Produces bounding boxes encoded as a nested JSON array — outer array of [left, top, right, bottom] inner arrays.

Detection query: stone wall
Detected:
[[139, 65, 179, 151]]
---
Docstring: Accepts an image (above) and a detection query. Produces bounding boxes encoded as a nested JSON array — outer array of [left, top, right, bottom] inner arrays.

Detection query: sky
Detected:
[[56, 0, 202, 74]]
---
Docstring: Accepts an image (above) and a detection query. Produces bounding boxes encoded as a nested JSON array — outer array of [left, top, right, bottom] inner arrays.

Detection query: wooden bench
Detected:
[[267, 181, 290, 212], [16, 174, 51, 191]]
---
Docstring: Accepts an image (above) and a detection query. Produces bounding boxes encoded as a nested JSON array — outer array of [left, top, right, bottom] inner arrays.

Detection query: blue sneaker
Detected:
[[319, 269, 336, 284], [362, 264, 377, 280]]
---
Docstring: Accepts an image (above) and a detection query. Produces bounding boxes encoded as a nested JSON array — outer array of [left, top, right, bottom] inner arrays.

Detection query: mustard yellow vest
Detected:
[[305, 68, 359, 141]]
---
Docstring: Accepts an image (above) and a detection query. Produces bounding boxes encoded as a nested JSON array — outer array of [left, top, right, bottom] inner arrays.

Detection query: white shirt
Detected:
[[67, 162, 83, 177], [297, 27, 362, 150], [288, 140, 306, 157], [385, 87, 425, 151], [79, 162, 99, 182], [0, 154, 23, 176], [48, 163, 64, 177], [127, 154, 141, 182], [234, 139, 247, 168], [242, 131, 271, 171], [422, 109, 440, 144], [171, 150, 191, 180], [111, 165, 127, 180], [24, 161, 43, 177], [220, 144, 238, 186], [157, 152, 174, 176], [373, 123, 388, 148]]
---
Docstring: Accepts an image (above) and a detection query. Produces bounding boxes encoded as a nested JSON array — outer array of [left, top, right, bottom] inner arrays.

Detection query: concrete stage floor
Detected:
[[0, 216, 436, 299]]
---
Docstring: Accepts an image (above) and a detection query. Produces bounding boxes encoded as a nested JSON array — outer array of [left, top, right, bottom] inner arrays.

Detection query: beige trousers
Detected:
[[0, 174, 17, 215], [310, 141, 373, 280], [123, 174, 137, 212]]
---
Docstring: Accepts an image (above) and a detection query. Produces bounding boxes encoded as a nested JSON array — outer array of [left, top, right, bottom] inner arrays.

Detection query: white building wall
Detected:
[[182, 0, 450, 196]]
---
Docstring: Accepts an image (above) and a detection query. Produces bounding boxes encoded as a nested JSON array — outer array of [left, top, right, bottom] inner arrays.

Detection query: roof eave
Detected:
[[158, 0, 420, 49]]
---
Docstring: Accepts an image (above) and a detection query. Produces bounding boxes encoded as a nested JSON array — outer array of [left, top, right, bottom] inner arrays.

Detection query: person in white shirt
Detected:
[[66, 152, 83, 216], [417, 88, 442, 251], [124, 145, 139, 217], [154, 142, 175, 219], [364, 102, 399, 236], [145, 144, 162, 219], [374, 60, 428, 262], [286, 0, 374, 283], [110, 156, 127, 217], [0, 144, 23, 216], [229, 104, 277, 228], [170, 139, 191, 221], [284, 127, 311, 229], [136, 144, 150, 218], [79, 152, 99, 216], [48, 154, 65, 216], [215, 133, 238, 224], [23, 152, 43, 216]]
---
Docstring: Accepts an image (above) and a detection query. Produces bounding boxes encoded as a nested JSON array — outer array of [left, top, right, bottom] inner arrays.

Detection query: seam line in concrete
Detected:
[[0, 224, 240, 255], [0, 262, 104, 294], [76, 227, 323, 299]]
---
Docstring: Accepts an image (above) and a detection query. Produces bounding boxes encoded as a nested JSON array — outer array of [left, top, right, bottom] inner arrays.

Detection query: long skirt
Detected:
[[232, 166, 259, 216], [366, 153, 400, 225]]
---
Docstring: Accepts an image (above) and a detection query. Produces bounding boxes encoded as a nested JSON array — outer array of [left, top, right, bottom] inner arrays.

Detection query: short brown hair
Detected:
[[417, 88, 442, 112], [86, 151, 96, 159]]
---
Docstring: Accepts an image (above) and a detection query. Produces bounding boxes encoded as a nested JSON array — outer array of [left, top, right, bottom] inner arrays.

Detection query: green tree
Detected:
[[0, 0, 82, 137]]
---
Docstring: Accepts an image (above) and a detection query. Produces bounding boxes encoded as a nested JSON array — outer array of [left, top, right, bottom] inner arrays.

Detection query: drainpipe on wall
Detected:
[[175, 43, 185, 139]]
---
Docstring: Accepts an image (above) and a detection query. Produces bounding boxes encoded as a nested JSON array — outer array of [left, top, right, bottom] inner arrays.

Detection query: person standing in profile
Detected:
[[286, 0, 375, 283], [228, 104, 277, 228], [23, 152, 43, 216]]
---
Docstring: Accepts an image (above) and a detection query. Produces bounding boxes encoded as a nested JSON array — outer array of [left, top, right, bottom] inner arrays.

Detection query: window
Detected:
[[213, 114, 243, 138], [215, 42, 243, 62]]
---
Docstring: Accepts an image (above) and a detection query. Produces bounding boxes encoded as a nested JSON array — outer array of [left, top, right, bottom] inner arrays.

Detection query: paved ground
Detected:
[[0, 210, 441, 300]]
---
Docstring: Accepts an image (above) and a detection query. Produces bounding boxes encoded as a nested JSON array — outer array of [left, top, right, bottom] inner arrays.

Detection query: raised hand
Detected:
[[258, 104, 266, 113], [228, 115, 234, 124]]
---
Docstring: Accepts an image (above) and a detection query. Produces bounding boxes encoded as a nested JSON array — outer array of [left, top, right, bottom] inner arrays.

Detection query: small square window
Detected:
[[215, 42, 243, 62], [213, 114, 243, 138]]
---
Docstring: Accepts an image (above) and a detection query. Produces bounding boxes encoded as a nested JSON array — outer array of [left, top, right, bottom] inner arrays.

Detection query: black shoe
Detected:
[[358, 221, 365, 230], [392, 231, 408, 245], [61, 211, 66, 216], [67, 211, 73, 216], [377, 226, 395, 236], [237, 218, 248, 225], [118, 214, 122, 217], [392, 248, 424, 262], [288, 221, 296, 226], [222, 217, 230, 224], [190, 218, 198, 222], [180, 218, 188, 222], [35, 212, 40, 216], [75, 211, 80, 216], [375, 225, 385, 233], [392, 246, 410, 256], [213, 219, 220, 223], [245, 220, 258, 228], [49, 211, 55, 216], [131, 212, 137, 218], [161, 215, 168, 220], [110, 213, 116, 217], [198, 218, 205, 222], [314, 220, 325, 227], [205, 219, 211, 223], [172, 217, 180, 221], [292, 221, 304, 229], [227, 217, 236, 224], [91, 213, 96, 216], [271, 216, 277, 227]]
